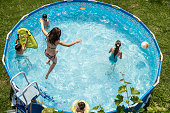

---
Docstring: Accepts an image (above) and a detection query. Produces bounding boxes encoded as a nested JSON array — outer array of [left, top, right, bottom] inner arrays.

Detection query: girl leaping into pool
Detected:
[[40, 19, 82, 79], [109, 40, 122, 63]]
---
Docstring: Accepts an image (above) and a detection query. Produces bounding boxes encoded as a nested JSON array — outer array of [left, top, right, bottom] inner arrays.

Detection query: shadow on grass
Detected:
[[10, 87, 13, 101], [149, 0, 163, 4], [143, 95, 152, 111], [9, 87, 16, 110]]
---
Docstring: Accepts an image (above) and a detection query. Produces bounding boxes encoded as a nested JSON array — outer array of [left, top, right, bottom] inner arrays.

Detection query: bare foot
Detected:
[[45, 75, 48, 79], [46, 59, 50, 65]]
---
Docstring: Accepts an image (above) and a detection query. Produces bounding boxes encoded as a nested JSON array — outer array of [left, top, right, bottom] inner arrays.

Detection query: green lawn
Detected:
[[0, 0, 169, 112]]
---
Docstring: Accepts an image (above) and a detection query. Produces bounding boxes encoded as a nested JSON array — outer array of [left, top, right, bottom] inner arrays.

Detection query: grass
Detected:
[[0, 0, 169, 112]]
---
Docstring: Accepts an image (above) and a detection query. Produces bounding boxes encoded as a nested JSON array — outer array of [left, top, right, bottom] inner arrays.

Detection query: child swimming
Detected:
[[15, 33, 28, 55], [40, 18, 82, 79], [109, 40, 122, 63], [75, 102, 86, 113], [42, 14, 49, 29]]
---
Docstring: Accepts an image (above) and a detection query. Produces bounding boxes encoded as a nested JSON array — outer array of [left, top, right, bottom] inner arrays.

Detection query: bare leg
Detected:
[[56, 49, 58, 54], [45, 50, 57, 66], [46, 59, 50, 65], [45, 62, 56, 79]]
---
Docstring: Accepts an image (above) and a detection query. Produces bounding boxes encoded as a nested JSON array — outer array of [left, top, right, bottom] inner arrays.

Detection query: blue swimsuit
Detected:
[[109, 54, 118, 64]]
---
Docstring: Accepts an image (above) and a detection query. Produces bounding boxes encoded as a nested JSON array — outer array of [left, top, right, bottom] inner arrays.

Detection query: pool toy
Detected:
[[17, 28, 38, 50], [141, 41, 149, 49], [71, 99, 90, 113], [80, 8, 85, 10]]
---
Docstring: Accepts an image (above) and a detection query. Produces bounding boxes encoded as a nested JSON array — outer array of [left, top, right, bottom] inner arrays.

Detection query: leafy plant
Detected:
[[114, 72, 144, 113], [41, 72, 169, 113], [91, 105, 105, 113], [41, 107, 64, 113]]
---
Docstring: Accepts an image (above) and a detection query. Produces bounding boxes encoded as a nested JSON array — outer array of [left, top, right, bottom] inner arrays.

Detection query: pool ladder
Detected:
[[10, 72, 41, 113]]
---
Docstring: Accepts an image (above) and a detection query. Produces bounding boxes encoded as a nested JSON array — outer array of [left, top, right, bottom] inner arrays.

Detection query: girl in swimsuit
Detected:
[[109, 40, 122, 63], [40, 19, 82, 79]]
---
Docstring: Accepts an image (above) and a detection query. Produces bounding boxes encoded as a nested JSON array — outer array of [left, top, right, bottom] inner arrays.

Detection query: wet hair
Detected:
[[15, 44, 22, 51], [78, 102, 85, 110], [48, 27, 61, 45], [113, 40, 121, 58], [42, 14, 47, 19]]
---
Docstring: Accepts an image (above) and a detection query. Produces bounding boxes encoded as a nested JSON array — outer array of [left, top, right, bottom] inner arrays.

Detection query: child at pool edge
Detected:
[[40, 18, 82, 79], [75, 102, 86, 113], [42, 14, 49, 29], [109, 40, 122, 63], [15, 33, 29, 55]]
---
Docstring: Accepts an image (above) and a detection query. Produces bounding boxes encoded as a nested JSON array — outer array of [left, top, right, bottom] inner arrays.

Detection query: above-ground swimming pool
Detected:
[[2, 0, 163, 112]]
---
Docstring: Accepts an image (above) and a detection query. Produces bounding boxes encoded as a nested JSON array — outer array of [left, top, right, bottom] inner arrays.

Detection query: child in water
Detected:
[[15, 33, 28, 55], [42, 14, 49, 29], [109, 40, 122, 63], [76, 102, 86, 113], [40, 18, 82, 79]]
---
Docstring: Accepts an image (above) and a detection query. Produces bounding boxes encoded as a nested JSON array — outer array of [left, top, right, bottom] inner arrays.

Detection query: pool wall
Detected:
[[2, 0, 163, 112]]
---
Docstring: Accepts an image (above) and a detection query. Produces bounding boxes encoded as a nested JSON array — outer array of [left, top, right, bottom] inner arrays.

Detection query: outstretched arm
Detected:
[[40, 18, 48, 37], [109, 47, 114, 53], [59, 39, 82, 47], [15, 34, 19, 46], [22, 34, 28, 51]]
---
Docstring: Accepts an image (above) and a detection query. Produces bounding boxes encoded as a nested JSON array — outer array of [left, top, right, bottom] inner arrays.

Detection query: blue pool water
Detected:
[[6, 2, 159, 112]]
